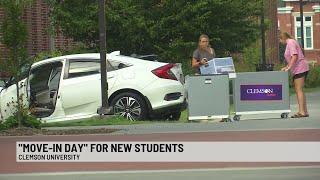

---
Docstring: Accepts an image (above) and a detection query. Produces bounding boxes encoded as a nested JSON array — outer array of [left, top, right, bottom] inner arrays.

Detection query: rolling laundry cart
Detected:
[[186, 74, 230, 121], [232, 71, 291, 121]]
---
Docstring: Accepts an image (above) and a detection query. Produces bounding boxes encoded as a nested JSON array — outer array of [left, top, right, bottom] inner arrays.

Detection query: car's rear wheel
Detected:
[[110, 92, 148, 121]]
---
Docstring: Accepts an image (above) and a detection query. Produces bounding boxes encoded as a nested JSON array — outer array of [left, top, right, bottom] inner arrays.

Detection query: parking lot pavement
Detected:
[[1, 166, 320, 180]]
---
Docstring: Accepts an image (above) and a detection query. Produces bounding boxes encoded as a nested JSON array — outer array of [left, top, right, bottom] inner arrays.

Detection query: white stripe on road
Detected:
[[1, 166, 320, 177], [1, 127, 320, 138]]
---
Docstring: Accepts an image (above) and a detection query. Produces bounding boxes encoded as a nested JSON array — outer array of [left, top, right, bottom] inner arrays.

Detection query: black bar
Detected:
[[300, 0, 305, 54], [99, 0, 108, 109], [261, 0, 266, 64]]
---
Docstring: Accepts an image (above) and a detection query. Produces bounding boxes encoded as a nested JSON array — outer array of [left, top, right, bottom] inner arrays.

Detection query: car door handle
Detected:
[[100, 76, 114, 80]]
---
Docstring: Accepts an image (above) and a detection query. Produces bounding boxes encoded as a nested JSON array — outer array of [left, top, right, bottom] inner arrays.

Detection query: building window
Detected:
[[295, 16, 313, 50]]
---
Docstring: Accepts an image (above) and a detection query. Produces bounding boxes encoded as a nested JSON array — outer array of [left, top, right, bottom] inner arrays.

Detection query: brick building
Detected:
[[278, 0, 320, 64], [0, 0, 73, 62]]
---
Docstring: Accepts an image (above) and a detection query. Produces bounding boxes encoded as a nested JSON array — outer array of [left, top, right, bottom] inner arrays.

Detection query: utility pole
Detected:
[[97, 0, 113, 116], [299, 0, 305, 54], [261, 0, 266, 66], [48, 3, 55, 52], [256, 0, 274, 71]]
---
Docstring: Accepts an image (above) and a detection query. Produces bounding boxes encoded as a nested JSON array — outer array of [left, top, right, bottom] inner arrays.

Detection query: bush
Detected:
[[234, 61, 252, 72], [181, 60, 194, 76], [22, 115, 42, 129], [33, 43, 96, 64], [285, 65, 320, 88], [279, 43, 286, 64], [0, 114, 41, 130], [241, 42, 261, 72], [0, 123, 5, 131], [33, 50, 63, 62], [1, 116, 18, 130], [64, 42, 96, 55], [305, 66, 320, 88]]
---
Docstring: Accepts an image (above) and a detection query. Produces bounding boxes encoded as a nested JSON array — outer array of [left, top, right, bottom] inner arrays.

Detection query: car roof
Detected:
[[32, 53, 163, 68]]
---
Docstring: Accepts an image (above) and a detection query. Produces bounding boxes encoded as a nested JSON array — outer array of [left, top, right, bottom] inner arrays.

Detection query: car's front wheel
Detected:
[[110, 92, 148, 121]]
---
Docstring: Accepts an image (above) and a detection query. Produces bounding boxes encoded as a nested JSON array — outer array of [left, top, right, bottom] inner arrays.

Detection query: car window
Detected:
[[20, 63, 31, 80], [30, 62, 63, 92], [48, 66, 62, 91], [30, 66, 52, 92], [67, 59, 127, 79], [68, 60, 101, 78]]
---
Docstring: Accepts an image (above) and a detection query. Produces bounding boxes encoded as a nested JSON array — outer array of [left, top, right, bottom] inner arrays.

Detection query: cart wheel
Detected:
[[233, 115, 240, 121], [281, 113, 288, 119], [228, 118, 234, 122], [222, 118, 233, 122]]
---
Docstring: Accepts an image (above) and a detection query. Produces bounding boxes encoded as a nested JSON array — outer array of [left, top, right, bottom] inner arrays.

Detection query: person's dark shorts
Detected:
[[293, 71, 309, 81]]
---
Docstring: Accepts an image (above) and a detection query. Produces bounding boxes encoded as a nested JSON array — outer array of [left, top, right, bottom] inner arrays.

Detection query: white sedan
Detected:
[[0, 52, 185, 122]]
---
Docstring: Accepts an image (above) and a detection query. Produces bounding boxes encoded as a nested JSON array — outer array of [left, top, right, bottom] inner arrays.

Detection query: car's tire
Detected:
[[281, 113, 288, 119], [233, 115, 241, 121], [110, 92, 148, 121]]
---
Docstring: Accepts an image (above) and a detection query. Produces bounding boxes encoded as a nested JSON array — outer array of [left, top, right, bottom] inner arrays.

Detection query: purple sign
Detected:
[[240, 85, 282, 101]]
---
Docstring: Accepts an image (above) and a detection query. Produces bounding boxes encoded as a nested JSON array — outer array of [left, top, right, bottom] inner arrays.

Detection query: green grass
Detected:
[[42, 110, 189, 128], [179, 110, 188, 123], [42, 117, 147, 127]]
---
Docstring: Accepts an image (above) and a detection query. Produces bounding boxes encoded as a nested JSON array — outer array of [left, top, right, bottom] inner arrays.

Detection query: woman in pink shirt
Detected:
[[280, 32, 309, 118]]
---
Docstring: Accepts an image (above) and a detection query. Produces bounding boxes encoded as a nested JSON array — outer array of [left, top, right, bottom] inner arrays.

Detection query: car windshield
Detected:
[[129, 54, 161, 62], [20, 63, 31, 79]]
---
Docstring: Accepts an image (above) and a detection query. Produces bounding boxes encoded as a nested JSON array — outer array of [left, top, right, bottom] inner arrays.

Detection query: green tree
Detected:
[[0, 0, 33, 127], [49, 0, 263, 72], [148, 0, 262, 61], [49, 0, 151, 53], [46, 0, 99, 49]]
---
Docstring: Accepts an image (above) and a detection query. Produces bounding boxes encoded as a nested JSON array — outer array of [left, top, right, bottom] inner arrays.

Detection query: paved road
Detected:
[[0, 92, 319, 179], [1, 167, 320, 180], [1, 129, 320, 174]]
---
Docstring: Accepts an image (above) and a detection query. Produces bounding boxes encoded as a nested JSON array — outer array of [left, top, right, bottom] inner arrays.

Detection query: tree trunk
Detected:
[[12, 48, 23, 128], [15, 80, 22, 128]]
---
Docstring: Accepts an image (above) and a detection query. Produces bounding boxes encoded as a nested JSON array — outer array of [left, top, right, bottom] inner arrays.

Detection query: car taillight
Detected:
[[152, 63, 177, 81]]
